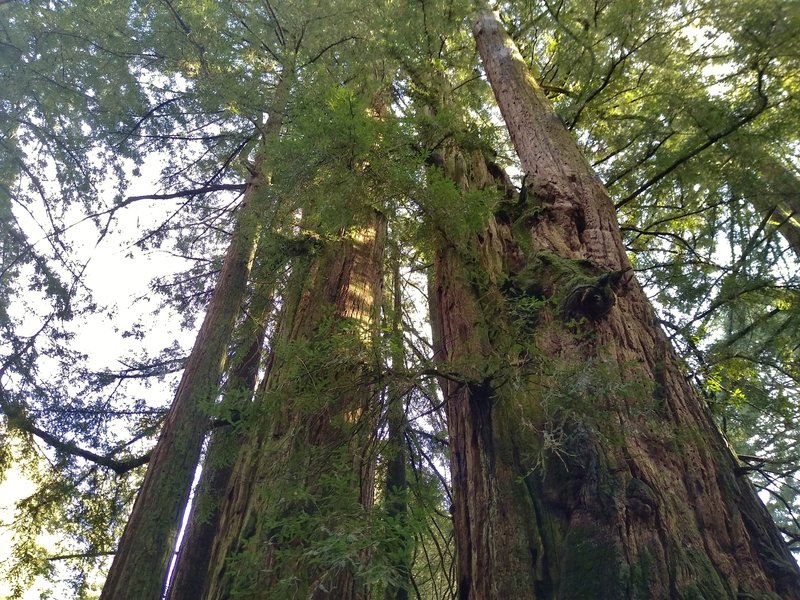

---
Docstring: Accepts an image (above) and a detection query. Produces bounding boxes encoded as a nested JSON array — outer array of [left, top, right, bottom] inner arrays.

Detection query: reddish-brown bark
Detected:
[[99, 176, 265, 600], [425, 10, 800, 599], [100, 73, 292, 600], [165, 267, 273, 600], [198, 212, 387, 600]]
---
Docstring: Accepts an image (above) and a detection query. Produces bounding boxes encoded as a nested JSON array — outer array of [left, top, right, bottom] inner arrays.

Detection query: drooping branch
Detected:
[[0, 387, 151, 475]]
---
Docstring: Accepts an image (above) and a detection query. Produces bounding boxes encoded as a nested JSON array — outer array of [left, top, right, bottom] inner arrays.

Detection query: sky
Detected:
[[1, 151, 198, 598]]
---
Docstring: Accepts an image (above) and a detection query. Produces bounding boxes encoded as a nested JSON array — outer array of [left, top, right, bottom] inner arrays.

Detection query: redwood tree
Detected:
[[198, 209, 387, 599], [2, 1, 800, 598], [426, 9, 800, 597], [98, 68, 292, 600]]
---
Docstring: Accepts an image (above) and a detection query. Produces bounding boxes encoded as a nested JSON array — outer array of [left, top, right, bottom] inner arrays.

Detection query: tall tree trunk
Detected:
[[384, 260, 411, 600], [165, 245, 278, 600], [199, 211, 387, 599], [427, 9, 800, 599], [429, 149, 530, 600], [100, 74, 292, 600]]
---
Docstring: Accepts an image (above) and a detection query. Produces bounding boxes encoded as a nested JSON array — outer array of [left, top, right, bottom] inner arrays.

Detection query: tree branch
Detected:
[[126, 183, 247, 202], [615, 81, 770, 209], [48, 551, 116, 562], [0, 387, 151, 475], [301, 36, 358, 68]]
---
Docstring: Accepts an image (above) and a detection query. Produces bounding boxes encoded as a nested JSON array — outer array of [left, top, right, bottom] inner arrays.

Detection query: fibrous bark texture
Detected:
[[101, 74, 291, 600], [199, 211, 387, 600], [100, 177, 265, 600], [166, 256, 275, 600], [384, 261, 411, 600], [426, 10, 800, 600]]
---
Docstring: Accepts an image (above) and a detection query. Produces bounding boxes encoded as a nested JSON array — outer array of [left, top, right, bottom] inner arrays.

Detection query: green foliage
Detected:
[[2, 0, 800, 596], [416, 167, 499, 248]]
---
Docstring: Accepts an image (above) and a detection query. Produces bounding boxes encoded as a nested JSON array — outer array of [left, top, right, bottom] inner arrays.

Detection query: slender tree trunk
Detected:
[[100, 73, 292, 600], [199, 211, 387, 600], [100, 179, 261, 600], [165, 247, 277, 600], [384, 260, 411, 600], [427, 9, 800, 599]]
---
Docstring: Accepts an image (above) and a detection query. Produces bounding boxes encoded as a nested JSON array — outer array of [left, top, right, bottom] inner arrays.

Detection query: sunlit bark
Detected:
[[199, 211, 387, 599]]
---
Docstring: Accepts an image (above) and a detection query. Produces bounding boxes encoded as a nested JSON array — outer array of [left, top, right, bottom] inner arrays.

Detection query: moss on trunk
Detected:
[[199, 211, 387, 600], [422, 9, 800, 599]]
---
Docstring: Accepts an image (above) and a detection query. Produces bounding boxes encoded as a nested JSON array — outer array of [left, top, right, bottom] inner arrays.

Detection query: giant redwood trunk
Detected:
[[99, 177, 265, 600], [428, 10, 800, 599], [197, 210, 387, 599], [165, 249, 277, 600]]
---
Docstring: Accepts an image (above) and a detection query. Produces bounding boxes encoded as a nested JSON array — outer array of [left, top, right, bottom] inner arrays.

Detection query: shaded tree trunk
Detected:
[[100, 73, 292, 600], [198, 210, 387, 599], [384, 260, 411, 600], [100, 178, 263, 600], [165, 245, 278, 600], [427, 9, 800, 599]]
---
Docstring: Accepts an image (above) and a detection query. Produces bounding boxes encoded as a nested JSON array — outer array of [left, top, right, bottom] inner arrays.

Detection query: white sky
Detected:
[[1, 153, 198, 598]]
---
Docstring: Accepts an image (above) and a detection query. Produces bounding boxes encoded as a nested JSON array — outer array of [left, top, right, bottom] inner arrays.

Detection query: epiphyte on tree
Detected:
[[626, 477, 658, 519], [502, 251, 631, 322], [494, 173, 530, 224]]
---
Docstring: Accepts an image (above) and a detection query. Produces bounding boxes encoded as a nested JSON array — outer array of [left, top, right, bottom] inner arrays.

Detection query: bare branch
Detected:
[[264, 0, 286, 47], [301, 36, 358, 68], [125, 183, 247, 202], [48, 551, 116, 562]]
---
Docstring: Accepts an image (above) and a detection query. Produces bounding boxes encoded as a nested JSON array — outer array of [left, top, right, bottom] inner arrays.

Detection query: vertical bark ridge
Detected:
[[431, 163, 543, 599], [200, 211, 387, 600], [425, 9, 800, 599], [100, 70, 293, 600], [384, 260, 412, 600], [165, 245, 278, 600]]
